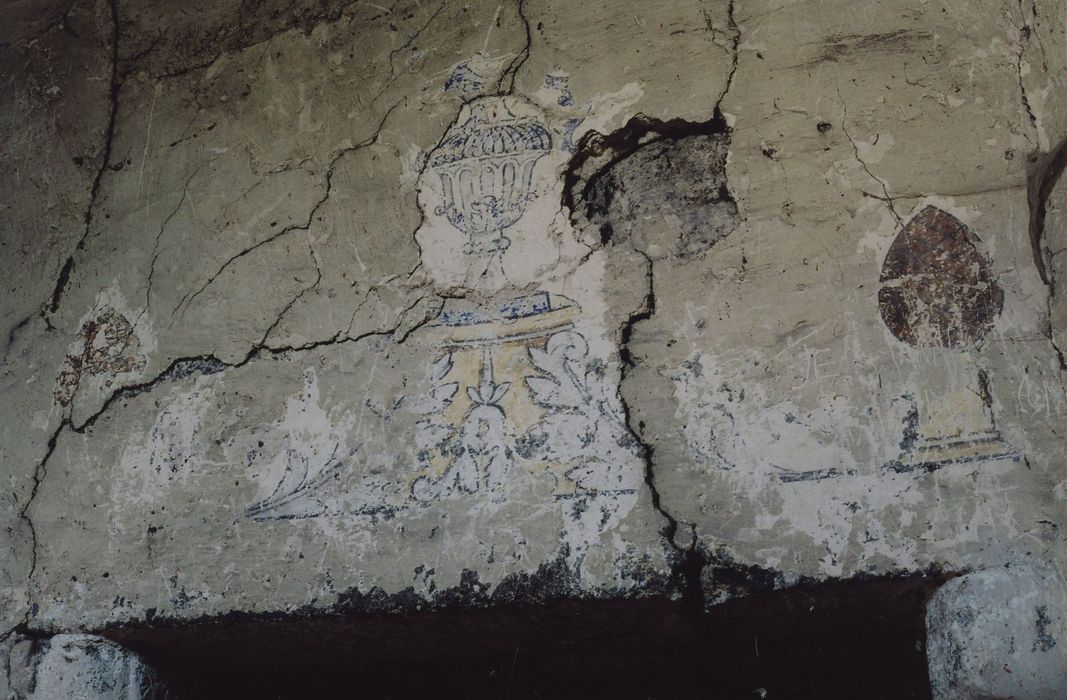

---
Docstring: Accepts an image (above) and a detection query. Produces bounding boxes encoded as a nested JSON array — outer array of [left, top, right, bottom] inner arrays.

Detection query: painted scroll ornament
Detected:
[[878, 206, 1017, 471]]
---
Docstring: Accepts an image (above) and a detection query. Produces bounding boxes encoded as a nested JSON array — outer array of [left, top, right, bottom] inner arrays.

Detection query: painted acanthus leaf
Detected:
[[246, 443, 346, 520]]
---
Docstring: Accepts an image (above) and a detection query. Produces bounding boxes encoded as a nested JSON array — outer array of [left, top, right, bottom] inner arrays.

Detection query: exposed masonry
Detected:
[[581, 131, 738, 257]]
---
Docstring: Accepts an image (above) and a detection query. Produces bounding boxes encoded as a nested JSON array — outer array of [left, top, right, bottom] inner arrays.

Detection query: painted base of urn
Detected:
[[465, 233, 511, 255], [889, 432, 1019, 473]]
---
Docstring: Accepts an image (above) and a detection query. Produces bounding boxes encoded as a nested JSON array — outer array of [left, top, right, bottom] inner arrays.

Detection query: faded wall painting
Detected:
[[410, 292, 640, 505], [430, 103, 552, 256], [235, 84, 653, 579], [878, 205, 1018, 471]]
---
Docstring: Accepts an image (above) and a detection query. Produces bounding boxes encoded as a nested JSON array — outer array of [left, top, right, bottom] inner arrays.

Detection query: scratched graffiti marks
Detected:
[[878, 206, 1003, 350], [54, 308, 147, 406]]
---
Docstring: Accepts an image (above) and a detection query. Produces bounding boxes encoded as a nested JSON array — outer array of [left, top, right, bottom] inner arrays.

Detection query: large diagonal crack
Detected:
[[37, 3, 405, 329], [561, 3, 742, 612], [629, 1, 740, 611], [171, 97, 406, 318], [617, 251, 706, 612], [44, 0, 120, 322], [10, 0, 121, 640]]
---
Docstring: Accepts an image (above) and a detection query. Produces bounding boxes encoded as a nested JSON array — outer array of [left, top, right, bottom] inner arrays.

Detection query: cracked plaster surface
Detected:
[[0, 0, 1064, 657]]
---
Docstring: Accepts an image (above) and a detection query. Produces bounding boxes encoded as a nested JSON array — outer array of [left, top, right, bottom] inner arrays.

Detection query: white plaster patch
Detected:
[[115, 373, 219, 507]]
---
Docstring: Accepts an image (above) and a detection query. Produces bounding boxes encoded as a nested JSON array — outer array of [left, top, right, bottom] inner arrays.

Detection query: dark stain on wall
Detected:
[[814, 30, 933, 65]]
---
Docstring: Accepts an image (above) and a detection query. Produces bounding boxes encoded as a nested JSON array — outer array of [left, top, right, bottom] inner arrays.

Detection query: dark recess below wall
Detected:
[[106, 574, 941, 699]]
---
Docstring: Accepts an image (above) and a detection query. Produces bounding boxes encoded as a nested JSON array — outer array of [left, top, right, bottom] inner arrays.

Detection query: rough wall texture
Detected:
[[1, 0, 1066, 692]]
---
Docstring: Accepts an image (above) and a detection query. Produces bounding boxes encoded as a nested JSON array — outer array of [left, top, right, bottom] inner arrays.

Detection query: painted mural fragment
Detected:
[[879, 206, 1018, 471], [878, 206, 1003, 349], [54, 305, 148, 406], [245, 444, 346, 520], [245, 370, 359, 521], [410, 292, 640, 505], [244, 86, 645, 549], [430, 102, 551, 255]]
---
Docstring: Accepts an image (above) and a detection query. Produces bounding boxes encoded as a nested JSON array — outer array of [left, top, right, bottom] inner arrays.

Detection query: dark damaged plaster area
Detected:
[[565, 112, 739, 258], [105, 574, 941, 699]]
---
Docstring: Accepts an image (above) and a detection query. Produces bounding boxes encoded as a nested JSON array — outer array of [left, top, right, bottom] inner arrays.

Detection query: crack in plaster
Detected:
[[710, 0, 740, 109], [494, 0, 532, 96], [617, 250, 706, 611], [592, 1, 742, 611], [389, 3, 446, 73], [370, 1, 447, 107], [44, 0, 121, 323], [258, 233, 323, 348], [839, 100, 902, 227], [1014, 0, 1040, 149], [145, 163, 206, 314], [171, 97, 407, 318], [33, 0, 389, 335]]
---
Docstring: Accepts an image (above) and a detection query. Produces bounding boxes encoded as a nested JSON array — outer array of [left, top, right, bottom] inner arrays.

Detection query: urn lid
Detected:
[[431, 106, 551, 168]]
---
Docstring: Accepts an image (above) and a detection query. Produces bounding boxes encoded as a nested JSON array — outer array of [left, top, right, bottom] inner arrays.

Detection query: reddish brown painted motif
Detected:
[[54, 309, 146, 406], [878, 206, 1003, 349]]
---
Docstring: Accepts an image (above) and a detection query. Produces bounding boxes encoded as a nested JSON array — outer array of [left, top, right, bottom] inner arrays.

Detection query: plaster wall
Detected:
[[1, 0, 1065, 692]]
